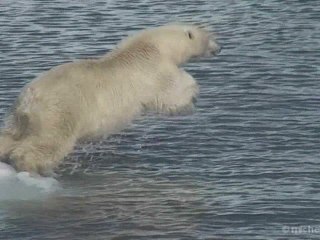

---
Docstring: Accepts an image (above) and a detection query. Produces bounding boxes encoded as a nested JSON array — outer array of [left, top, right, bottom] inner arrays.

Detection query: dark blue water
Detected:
[[1, 0, 320, 239]]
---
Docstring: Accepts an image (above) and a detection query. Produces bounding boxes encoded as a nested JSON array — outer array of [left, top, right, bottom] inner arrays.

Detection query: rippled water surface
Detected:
[[1, 0, 320, 239]]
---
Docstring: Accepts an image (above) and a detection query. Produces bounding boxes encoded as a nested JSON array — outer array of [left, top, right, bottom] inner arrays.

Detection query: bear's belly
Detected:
[[79, 94, 142, 139]]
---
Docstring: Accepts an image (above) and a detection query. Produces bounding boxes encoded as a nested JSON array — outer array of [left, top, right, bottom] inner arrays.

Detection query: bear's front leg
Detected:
[[149, 69, 199, 114]]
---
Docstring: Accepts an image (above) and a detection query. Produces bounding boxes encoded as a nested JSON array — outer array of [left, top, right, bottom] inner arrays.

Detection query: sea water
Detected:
[[0, 0, 319, 239]]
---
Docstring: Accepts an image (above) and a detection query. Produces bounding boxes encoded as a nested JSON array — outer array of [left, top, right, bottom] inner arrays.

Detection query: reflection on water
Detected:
[[0, 0, 320, 239]]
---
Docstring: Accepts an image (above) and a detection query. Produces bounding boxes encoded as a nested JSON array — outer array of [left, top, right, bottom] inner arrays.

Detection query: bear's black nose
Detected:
[[210, 45, 222, 56], [216, 45, 222, 54], [192, 96, 198, 104]]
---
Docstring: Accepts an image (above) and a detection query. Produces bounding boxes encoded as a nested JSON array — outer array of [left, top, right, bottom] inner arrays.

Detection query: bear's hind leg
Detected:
[[9, 134, 76, 175]]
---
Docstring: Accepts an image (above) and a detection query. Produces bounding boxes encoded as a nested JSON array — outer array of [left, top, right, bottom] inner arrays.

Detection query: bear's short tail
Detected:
[[0, 86, 36, 159], [0, 133, 16, 159], [0, 112, 30, 159]]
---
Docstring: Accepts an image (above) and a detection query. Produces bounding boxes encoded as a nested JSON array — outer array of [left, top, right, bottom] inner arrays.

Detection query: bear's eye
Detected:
[[187, 31, 194, 40]]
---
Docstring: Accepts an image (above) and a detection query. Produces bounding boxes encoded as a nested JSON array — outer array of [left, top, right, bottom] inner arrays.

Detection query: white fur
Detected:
[[0, 24, 220, 174]]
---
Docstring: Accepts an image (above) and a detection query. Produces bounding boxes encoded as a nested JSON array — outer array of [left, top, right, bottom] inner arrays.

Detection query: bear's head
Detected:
[[117, 24, 221, 66], [150, 24, 221, 65]]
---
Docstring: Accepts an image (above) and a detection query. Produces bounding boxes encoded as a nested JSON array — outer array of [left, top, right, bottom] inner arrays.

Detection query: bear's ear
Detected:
[[186, 30, 194, 40]]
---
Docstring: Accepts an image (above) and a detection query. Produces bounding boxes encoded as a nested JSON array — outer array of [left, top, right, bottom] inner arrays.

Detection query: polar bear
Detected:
[[0, 24, 221, 175]]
